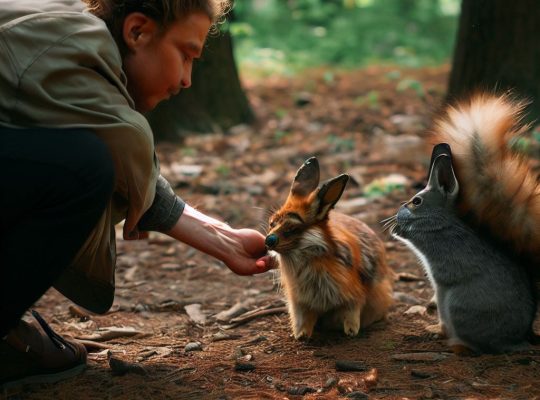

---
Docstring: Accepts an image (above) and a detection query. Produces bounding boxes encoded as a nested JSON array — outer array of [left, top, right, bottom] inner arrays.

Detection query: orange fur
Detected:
[[431, 94, 540, 269], [266, 158, 394, 339]]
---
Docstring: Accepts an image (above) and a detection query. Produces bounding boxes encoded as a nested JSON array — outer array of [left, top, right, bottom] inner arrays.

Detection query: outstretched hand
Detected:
[[222, 228, 277, 275], [165, 205, 277, 276]]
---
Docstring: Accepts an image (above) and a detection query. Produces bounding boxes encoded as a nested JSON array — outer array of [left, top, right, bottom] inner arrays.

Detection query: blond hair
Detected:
[[83, 0, 231, 53]]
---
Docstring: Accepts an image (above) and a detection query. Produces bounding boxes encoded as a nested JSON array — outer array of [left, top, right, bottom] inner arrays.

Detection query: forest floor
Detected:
[[6, 65, 540, 400]]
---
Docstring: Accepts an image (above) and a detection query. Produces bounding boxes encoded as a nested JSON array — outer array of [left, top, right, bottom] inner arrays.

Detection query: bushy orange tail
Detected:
[[432, 93, 540, 267]]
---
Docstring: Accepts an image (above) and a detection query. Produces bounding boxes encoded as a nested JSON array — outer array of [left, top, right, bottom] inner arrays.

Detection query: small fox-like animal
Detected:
[[265, 157, 394, 339], [387, 93, 539, 354]]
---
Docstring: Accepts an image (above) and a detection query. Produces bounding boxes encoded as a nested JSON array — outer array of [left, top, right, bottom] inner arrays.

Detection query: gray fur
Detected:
[[391, 151, 535, 354]]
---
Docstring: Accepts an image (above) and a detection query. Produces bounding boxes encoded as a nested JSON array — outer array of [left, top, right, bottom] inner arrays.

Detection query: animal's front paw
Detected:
[[343, 318, 360, 337], [293, 327, 313, 340]]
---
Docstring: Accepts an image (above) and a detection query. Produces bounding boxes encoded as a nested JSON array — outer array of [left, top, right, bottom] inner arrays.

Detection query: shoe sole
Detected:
[[0, 363, 86, 392]]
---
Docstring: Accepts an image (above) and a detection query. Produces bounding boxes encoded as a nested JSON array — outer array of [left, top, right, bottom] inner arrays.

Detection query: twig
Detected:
[[228, 306, 287, 327]]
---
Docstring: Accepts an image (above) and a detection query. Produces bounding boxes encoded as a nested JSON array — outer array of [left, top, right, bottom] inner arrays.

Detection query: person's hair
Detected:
[[83, 0, 231, 54]]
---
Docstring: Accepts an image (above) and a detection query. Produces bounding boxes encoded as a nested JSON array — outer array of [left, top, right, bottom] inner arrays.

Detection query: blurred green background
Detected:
[[230, 0, 460, 74]]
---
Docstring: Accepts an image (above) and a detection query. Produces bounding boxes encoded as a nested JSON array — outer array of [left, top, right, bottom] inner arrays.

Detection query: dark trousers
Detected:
[[0, 128, 114, 337]]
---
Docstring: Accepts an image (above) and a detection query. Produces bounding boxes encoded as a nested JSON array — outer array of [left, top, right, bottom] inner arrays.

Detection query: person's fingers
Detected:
[[255, 255, 277, 271], [123, 227, 149, 241]]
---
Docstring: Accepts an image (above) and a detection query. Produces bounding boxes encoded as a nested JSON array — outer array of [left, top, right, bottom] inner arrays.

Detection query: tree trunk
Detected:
[[147, 30, 254, 142], [448, 0, 540, 120]]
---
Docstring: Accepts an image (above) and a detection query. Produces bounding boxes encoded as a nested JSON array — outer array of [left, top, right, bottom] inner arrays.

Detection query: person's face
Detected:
[[122, 12, 211, 113]]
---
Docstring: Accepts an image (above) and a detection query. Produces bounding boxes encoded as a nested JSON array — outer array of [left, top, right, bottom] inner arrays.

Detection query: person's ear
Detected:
[[122, 12, 157, 51]]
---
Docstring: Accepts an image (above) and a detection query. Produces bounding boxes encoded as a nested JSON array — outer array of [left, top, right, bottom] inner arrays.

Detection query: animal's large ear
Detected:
[[427, 154, 459, 200], [427, 143, 452, 178], [314, 174, 349, 219], [290, 157, 320, 197]]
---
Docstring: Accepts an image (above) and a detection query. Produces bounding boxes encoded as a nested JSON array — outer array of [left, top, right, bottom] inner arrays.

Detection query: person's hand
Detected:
[[123, 225, 149, 241], [221, 228, 277, 275], [165, 205, 277, 276]]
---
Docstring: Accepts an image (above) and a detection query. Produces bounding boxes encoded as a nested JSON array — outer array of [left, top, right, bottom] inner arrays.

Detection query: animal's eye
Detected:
[[269, 221, 276, 229], [283, 226, 300, 238], [411, 197, 423, 206]]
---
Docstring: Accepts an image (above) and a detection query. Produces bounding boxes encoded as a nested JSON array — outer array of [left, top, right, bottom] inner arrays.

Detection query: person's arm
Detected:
[[164, 205, 275, 275], [132, 176, 274, 274]]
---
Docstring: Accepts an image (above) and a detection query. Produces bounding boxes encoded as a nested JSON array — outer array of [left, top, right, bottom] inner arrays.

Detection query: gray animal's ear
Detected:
[[428, 143, 452, 178], [291, 157, 320, 197], [314, 174, 349, 219], [428, 154, 459, 200]]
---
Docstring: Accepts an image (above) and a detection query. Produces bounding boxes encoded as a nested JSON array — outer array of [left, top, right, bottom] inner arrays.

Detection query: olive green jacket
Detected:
[[0, 0, 159, 312]]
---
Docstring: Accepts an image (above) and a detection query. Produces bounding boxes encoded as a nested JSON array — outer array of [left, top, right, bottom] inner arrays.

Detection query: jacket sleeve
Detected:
[[137, 175, 185, 232]]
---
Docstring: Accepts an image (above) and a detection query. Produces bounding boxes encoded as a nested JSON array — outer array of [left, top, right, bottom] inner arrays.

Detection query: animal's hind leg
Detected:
[[361, 279, 393, 327]]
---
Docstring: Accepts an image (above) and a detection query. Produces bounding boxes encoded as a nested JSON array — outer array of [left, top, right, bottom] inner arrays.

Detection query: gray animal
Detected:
[[385, 144, 536, 354]]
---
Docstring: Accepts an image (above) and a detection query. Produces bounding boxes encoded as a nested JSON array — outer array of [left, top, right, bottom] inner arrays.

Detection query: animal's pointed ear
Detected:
[[428, 143, 452, 178], [427, 154, 459, 200], [290, 157, 320, 197], [314, 174, 349, 219]]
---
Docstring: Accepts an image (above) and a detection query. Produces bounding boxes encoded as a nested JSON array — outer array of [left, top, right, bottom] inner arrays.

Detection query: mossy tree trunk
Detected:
[[147, 30, 254, 142], [447, 0, 540, 120]]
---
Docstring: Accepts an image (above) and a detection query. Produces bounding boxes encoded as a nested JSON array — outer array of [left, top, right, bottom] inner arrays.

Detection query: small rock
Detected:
[[234, 361, 255, 372], [184, 342, 203, 352], [404, 305, 427, 316], [335, 360, 369, 372], [287, 386, 316, 395], [324, 376, 338, 389], [346, 391, 369, 400]]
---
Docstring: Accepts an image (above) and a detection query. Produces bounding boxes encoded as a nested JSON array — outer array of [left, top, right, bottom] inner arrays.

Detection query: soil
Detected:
[[6, 65, 540, 400]]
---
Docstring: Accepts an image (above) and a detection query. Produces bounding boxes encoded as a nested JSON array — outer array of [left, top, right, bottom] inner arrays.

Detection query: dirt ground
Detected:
[[6, 65, 540, 400]]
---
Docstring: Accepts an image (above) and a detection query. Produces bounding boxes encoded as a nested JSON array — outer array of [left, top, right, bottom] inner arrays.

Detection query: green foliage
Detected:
[[396, 78, 425, 98], [364, 176, 405, 198], [327, 134, 355, 152], [215, 164, 231, 177], [231, 0, 460, 72], [355, 90, 380, 109]]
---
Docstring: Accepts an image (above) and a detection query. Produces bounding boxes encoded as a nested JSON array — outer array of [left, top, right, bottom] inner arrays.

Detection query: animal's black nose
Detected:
[[265, 233, 279, 249]]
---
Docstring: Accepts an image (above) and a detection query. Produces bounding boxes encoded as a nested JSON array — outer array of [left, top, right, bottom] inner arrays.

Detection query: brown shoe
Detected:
[[0, 310, 87, 391]]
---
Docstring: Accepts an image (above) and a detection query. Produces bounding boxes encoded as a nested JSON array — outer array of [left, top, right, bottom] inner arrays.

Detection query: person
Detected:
[[0, 0, 274, 390]]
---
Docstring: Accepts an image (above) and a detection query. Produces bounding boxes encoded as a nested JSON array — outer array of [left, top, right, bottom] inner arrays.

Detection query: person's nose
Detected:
[[180, 63, 193, 89]]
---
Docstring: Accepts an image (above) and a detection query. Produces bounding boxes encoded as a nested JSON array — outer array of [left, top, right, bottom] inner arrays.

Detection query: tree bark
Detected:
[[448, 0, 540, 120], [147, 30, 254, 142]]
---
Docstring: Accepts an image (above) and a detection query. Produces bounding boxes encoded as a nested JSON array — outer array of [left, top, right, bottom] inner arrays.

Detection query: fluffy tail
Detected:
[[431, 93, 540, 267]]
